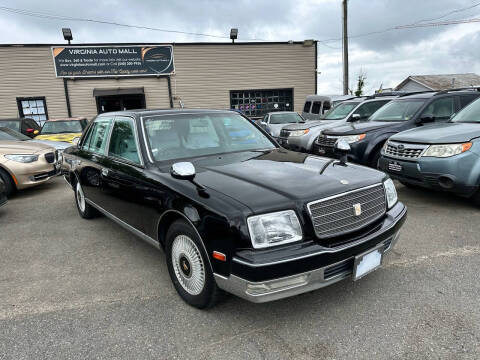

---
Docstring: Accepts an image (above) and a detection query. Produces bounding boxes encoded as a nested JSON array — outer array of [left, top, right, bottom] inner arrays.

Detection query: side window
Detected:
[[459, 95, 478, 109], [82, 117, 113, 154], [311, 101, 321, 114], [108, 117, 141, 164], [303, 101, 312, 113], [422, 97, 455, 120], [322, 101, 331, 114], [263, 114, 269, 123]]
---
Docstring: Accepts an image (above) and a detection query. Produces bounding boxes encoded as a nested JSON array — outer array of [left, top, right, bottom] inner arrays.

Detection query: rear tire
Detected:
[[0, 168, 16, 197], [166, 219, 222, 309], [471, 190, 480, 207], [74, 181, 97, 219]]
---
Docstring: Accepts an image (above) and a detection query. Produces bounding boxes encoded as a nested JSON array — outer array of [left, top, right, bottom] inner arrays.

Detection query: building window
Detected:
[[16, 97, 48, 126], [230, 88, 293, 118]]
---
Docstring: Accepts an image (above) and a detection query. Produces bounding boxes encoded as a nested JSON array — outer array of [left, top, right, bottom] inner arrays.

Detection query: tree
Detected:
[[354, 71, 367, 96]]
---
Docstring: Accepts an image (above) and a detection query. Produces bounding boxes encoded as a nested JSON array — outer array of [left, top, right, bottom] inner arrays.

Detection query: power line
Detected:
[[0, 5, 267, 41], [395, 17, 480, 29]]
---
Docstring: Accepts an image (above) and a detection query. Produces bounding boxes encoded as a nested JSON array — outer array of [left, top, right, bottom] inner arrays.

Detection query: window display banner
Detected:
[[52, 45, 174, 78]]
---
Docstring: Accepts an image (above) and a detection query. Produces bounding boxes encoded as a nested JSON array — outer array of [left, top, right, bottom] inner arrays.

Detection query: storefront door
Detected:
[[96, 94, 146, 114]]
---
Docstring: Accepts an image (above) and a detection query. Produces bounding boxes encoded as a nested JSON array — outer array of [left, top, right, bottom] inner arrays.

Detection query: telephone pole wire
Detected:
[[342, 0, 349, 95]]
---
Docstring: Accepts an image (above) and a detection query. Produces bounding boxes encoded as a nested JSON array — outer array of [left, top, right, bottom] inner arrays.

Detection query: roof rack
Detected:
[[398, 90, 436, 97], [434, 86, 480, 95]]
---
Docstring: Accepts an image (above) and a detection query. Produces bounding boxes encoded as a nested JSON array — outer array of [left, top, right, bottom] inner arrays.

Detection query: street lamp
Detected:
[[230, 28, 238, 44], [62, 28, 73, 45]]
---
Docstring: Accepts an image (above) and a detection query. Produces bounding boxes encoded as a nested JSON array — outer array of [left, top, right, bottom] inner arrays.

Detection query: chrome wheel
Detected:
[[76, 182, 86, 212], [171, 234, 206, 295]]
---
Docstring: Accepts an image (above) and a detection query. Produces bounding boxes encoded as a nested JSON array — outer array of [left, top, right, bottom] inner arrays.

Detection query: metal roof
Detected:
[[395, 73, 480, 91]]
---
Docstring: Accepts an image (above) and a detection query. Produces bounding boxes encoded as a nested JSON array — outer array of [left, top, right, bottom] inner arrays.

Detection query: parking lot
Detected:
[[1, 177, 479, 359]]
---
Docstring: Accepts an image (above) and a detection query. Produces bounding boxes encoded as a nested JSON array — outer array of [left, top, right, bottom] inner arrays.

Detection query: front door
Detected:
[[96, 94, 146, 114]]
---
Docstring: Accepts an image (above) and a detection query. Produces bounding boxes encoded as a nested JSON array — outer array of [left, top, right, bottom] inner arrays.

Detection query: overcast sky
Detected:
[[1, 0, 479, 94]]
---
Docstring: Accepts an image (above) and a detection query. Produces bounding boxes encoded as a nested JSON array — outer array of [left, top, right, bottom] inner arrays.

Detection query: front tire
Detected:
[[166, 219, 222, 309], [74, 181, 97, 219], [0, 168, 16, 197]]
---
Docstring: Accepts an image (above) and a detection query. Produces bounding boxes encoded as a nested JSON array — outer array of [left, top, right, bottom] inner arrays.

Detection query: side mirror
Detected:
[[417, 115, 434, 124], [171, 162, 196, 180], [334, 139, 351, 166], [350, 113, 361, 122]]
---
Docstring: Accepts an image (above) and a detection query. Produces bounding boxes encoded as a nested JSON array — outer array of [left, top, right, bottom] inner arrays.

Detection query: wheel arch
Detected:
[[0, 165, 17, 189], [366, 134, 394, 165]]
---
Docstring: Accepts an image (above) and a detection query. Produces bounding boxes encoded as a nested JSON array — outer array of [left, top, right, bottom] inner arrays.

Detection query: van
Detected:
[[302, 95, 355, 120]]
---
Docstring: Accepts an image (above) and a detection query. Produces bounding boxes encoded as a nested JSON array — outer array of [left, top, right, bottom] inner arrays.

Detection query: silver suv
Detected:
[[278, 96, 396, 153]]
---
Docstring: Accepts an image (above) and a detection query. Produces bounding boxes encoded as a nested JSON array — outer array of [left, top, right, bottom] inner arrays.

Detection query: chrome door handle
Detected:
[[101, 168, 109, 177]]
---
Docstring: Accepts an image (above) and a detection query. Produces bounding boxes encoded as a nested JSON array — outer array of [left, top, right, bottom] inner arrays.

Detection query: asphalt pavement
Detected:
[[0, 177, 479, 359]]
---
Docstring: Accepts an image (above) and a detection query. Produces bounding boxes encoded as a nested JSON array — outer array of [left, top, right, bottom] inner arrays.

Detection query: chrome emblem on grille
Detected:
[[353, 203, 362, 216]]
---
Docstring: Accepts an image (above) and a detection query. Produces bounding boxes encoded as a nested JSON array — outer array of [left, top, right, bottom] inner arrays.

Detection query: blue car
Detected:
[[379, 96, 480, 205]]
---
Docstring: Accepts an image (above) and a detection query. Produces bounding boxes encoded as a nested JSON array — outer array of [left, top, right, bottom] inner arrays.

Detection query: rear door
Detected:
[[76, 116, 114, 204]]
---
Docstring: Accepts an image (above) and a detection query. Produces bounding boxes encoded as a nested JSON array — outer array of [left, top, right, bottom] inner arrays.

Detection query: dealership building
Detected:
[[0, 41, 317, 124]]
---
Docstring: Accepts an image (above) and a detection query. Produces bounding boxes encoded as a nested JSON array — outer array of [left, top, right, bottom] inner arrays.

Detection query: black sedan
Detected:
[[62, 109, 407, 308]]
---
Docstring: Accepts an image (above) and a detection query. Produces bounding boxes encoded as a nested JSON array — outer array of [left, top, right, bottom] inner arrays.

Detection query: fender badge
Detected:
[[340, 179, 349, 185]]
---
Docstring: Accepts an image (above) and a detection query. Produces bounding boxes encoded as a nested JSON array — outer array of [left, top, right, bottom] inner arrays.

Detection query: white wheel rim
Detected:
[[171, 234, 206, 295], [76, 182, 86, 212]]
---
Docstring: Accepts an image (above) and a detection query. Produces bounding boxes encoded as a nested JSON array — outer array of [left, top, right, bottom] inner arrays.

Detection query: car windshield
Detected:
[[41, 121, 83, 134], [0, 120, 21, 132], [0, 127, 30, 141], [370, 99, 425, 122], [451, 97, 480, 123], [323, 102, 360, 120], [144, 112, 276, 162], [270, 113, 304, 124]]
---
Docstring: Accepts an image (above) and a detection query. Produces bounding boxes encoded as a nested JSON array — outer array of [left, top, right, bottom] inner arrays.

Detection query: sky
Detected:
[[0, 0, 479, 94]]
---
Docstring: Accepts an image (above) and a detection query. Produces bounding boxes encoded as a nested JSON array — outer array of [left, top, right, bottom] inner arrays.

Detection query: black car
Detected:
[[313, 90, 480, 167], [62, 109, 406, 308], [0, 178, 7, 208], [0, 118, 42, 138]]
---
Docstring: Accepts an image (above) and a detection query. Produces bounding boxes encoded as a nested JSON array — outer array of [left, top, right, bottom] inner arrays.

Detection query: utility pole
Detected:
[[342, 0, 349, 95]]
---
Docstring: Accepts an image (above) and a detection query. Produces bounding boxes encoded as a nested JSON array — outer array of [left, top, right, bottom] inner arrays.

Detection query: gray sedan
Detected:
[[278, 97, 395, 153], [256, 112, 305, 139]]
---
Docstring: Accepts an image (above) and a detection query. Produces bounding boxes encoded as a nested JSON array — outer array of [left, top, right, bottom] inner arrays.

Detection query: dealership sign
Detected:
[[52, 45, 174, 78]]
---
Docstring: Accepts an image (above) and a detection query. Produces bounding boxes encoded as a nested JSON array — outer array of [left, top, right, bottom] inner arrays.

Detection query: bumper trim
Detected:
[[215, 234, 399, 303]]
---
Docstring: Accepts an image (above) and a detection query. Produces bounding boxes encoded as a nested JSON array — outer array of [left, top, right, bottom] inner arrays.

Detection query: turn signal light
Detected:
[[462, 142, 472, 152], [358, 133, 366, 140], [213, 251, 226, 262]]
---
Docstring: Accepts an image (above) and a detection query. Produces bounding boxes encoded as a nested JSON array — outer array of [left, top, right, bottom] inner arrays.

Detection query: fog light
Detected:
[[246, 274, 309, 296]]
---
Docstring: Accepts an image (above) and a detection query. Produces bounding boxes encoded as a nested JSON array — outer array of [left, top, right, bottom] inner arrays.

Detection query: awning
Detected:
[[93, 87, 144, 97]]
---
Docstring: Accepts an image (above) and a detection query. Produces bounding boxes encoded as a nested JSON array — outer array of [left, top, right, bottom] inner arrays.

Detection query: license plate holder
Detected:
[[388, 161, 403, 172], [353, 244, 384, 281]]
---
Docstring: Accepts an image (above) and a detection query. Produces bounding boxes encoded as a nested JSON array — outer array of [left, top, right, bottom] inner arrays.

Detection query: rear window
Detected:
[[311, 102, 321, 114], [303, 101, 312, 113]]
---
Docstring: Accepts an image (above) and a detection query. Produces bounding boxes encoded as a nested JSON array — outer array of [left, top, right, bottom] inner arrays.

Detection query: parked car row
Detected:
[[279, 88, 480, 205]]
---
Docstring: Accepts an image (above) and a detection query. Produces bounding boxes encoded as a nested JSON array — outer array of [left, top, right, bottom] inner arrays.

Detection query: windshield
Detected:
[[41, 121, 84, 134], [144, 113, 276, 162], [323, 102, 360, 120], [370, 99, 425, 122], [451, 97, 480, 123], [0, 127, 30, 141], [0, 121, 21, 132], [270, 113, 304, 124]]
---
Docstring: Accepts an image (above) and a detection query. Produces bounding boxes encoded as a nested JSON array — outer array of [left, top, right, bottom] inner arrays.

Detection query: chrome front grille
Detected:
[[307, 184, 386, 239], [384, 141, 427, 160], [316, 135, 337, 146]]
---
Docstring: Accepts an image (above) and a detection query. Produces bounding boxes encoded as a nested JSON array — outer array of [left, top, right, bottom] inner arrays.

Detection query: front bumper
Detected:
[[215, 202, 407, 303], [379, 153, 480, 197], [5, 157, 61, 190], [277, 136, 309, 152]]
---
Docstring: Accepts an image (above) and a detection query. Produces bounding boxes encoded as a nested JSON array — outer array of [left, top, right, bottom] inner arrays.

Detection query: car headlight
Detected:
[[422, 142, 472, 158], [247, 210, 303, 249], [383, 178, 398, 209], [289, 129, 310, 137], [337, 134, 366, 143], [4, 154, 39, 163]]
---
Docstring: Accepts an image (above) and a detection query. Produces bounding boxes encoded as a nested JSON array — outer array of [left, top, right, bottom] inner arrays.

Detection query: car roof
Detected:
[[46, 117, 87, 122], [97, 108, 236, 118]]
